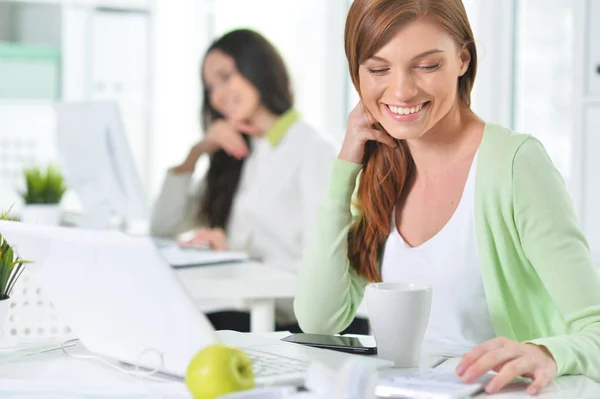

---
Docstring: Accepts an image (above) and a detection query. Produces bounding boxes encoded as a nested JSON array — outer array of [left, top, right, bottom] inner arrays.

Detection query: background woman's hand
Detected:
[[338, 102, 397, 164], [456, 337, 557, 396], [181, 227, 228, 251], [202, 119, 257, 159], [172, 119, 258, 173]]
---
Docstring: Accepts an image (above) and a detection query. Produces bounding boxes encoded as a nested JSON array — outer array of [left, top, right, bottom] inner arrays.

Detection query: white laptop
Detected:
[[0, 221, 391, 386]]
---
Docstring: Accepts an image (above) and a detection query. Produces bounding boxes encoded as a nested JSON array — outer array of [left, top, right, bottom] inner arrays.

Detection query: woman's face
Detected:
[[203, 49, 261, 123], [358, 18, 470, 140]]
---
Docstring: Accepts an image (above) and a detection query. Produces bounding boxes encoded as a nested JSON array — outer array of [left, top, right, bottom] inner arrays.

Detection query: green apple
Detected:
[[185, 343, 255, 399]]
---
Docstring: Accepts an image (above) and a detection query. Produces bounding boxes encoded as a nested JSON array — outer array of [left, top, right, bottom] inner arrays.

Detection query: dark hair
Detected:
[[345, 0, 477, 282], [199, 29, 293, 229]]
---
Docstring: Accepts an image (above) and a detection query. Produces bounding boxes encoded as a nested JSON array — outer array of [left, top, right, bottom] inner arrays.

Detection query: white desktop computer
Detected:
[[55, 102, 149, 230]]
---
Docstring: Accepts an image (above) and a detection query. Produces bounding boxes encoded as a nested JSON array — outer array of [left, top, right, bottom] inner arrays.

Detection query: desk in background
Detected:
[[175, 261, 298, 333], [174, 259, 369, 333]]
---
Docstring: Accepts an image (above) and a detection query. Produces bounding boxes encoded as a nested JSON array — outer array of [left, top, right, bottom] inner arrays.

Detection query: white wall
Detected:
[[60, 6, 89, 101], [150, 0, 210, 198], [468, 0, 515, 128]]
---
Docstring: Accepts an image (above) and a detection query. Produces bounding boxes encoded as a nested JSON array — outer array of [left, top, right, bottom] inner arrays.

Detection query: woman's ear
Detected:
[[459, 47, 471, 76]]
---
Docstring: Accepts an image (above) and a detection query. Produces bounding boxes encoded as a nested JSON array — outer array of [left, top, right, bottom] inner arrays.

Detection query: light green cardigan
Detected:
[[294, 123, 600, 381]]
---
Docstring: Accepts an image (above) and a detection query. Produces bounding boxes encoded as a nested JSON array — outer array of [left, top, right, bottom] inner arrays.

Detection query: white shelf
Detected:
[[1, 0, 152, 12]]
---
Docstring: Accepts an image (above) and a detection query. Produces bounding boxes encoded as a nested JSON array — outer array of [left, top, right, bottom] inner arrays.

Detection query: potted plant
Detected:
[[20, 164, 67, 225], [0, 210, 29, 331]]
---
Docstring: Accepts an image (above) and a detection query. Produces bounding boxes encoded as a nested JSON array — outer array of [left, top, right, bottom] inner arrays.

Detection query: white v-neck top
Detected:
[[380, 153, 496, 347]]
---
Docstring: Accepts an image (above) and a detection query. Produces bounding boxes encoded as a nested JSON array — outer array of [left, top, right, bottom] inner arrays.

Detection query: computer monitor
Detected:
[[55, 102, 149, 229]]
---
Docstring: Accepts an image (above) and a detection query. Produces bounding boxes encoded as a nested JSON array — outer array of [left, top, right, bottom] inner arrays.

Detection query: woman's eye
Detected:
[[417, 64, 440, 71], [367, 68, 390, 75], [220, 72, 233, 81]]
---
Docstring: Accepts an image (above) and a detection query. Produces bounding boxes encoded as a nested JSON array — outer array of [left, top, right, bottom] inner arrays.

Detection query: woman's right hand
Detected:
[[173, 119, 257, 173], [202, 119, 257, 159], [338, 102, 397, 164], [180, 227, 228, 251]]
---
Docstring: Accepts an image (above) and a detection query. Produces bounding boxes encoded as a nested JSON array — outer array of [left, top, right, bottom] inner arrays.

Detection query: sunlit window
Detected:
[[514, 0, 574, 178]]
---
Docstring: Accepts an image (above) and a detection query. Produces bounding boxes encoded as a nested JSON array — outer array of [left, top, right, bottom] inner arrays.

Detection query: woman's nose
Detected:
[[211, 85, 228, 109], [390, 71, 418, 101]]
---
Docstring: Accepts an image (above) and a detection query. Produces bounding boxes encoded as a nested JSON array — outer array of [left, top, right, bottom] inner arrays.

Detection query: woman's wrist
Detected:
[[170, 163, 194, 174], [172, 141, 215, 174], [171, 154, 200, 174], [338, 142, 364, 164]]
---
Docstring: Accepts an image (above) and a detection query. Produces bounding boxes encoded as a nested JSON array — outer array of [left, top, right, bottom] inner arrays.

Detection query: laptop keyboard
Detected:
[[245, 348, 310, 378], [376, 368, 493, 398]]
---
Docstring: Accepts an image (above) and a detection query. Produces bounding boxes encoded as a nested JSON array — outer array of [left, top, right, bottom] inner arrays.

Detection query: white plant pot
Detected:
[[20, 204, 62, 225]]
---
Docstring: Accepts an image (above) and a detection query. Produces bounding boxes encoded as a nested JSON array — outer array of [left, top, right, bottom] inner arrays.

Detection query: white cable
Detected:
[[60, 338, 171, 383]]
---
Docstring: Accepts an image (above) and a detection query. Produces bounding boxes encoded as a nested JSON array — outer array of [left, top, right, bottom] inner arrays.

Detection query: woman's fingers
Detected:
[[526, 368, 555, 396], [484, 358, 532, 395], [222, 133, 249, 159], [462, 347, 521, 384], [370, 129, 397, 148], [180, 229, 210, 247], [457, 337, 510, 376], [233, 121, 259, 135], [180, 228, 228, 250]]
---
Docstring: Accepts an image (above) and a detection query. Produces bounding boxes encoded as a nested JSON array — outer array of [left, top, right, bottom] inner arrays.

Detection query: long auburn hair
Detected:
[[345, 0, 477, 282], [199, 29, 293, 229]]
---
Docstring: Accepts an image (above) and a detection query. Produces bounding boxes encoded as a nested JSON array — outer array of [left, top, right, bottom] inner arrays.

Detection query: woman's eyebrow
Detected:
[[367, 49, 445, 63]]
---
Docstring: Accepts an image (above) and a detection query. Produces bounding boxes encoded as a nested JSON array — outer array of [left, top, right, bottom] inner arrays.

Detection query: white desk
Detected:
[[0, 333, 598, 398], [174, 261, 369, 333], [175, 261, 298, 333]]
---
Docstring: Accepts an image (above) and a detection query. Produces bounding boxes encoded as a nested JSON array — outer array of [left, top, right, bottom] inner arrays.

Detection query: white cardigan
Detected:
[[150, 120, 338, 322]]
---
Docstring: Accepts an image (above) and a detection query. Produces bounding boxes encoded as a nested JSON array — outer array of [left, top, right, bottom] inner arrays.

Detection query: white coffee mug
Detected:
[[365, 282, 432, 367]]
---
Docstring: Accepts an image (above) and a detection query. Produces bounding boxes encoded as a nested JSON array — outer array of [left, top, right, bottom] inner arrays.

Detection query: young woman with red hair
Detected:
[[295, 0, 600, 395]]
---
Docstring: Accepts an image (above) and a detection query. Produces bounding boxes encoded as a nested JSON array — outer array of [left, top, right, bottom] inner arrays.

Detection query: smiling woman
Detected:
[[295, 0, 600, 396]]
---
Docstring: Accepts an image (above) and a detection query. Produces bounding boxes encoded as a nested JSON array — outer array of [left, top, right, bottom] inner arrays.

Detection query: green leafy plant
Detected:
[[0, 209, 30, 300], [21, 164, 67, 205]]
